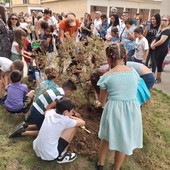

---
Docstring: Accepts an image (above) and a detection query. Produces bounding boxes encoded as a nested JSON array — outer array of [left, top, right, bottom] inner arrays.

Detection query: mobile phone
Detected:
[[146, 21, 151, 30]]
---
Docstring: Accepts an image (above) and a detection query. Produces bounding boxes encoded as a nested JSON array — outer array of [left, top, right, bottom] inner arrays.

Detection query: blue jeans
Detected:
[[132, 57, 142, 63], [127, 49, 135, 61]]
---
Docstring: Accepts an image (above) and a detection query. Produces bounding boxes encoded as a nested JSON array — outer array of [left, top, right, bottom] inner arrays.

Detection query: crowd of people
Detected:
[[0, 4, 170, 170]]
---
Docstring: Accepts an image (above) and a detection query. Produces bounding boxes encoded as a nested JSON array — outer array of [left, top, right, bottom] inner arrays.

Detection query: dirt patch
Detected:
[[69, 106, 103, 160]]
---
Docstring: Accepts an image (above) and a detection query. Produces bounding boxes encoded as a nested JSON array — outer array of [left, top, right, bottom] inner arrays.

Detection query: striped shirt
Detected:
[[33, 87, 64, 115]]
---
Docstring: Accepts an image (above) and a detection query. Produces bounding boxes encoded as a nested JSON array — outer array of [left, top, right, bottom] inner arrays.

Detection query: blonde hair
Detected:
[[159, 15, 170, 32], [13, 28, 26, 48], [105, 42, 126, 68], [45, 66, 58, 80]]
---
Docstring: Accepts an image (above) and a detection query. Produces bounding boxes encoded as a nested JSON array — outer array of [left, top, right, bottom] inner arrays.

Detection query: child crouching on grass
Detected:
[[33, 97, 85, 163], [0, 59, 24, 98], [3, 70, 34, 114]]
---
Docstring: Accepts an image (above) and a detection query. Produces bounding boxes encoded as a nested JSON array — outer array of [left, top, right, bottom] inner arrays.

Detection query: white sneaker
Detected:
[[57, 152, 77, 164]]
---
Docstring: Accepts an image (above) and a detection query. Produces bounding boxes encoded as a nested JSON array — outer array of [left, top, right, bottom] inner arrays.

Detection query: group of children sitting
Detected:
[[0, 60, 85, 163]]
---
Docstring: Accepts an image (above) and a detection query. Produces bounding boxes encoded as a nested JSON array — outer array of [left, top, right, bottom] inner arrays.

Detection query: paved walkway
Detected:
[[154, 64, 170, 96]]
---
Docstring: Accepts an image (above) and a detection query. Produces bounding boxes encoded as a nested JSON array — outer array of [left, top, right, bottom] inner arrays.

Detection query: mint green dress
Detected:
[[97, 69, 143, 155]]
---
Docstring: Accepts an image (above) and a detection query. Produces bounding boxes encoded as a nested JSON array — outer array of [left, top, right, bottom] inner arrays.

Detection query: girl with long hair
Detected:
[[11, 28, 32, 61], [96, 43, 142, 170]]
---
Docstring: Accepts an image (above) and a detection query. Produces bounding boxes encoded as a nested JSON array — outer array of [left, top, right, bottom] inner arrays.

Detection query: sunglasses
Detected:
[[11, 18, 18, 21]]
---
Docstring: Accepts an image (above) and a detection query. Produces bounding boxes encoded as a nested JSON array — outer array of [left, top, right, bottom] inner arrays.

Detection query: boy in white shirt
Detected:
[[33, 97, 85, 163], [133, 27, 149, 64], [0, 58, 23, 97]]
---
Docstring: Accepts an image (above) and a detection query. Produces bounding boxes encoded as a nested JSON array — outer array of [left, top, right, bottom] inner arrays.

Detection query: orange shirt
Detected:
[[59, 18, 80, 37]]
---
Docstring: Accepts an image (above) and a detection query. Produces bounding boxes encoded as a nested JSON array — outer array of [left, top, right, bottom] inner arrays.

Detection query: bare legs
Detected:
[[98, 139, 109, 166], [21, 124, 39, 137], [61, 127, 76, 145], [114, 151, 126, 170], [97, 139, 126, 170]]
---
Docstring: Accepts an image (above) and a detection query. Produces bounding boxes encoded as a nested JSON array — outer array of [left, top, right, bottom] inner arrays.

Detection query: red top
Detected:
[[59, 18, 80, 37]]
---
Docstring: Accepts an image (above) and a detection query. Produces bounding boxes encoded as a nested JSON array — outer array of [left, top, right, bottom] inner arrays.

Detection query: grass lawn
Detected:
[[0, 88, 170, 170]]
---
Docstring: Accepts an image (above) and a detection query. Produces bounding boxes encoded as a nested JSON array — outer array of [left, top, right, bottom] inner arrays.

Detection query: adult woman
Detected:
[[80, 13, 94, 39], [121, 17, 136, 61], [105, 14, 120, 40], [0, 5, 12, 58], [96, 43, 142, 170], [7, 13, 20, 31], [151, 15, 170, 83], [144, 14, 161, 72]]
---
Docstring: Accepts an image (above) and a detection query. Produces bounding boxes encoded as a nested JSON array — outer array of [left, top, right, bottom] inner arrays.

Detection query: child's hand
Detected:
[[95, 100, 102, 108], [73, 110, 82, 118]]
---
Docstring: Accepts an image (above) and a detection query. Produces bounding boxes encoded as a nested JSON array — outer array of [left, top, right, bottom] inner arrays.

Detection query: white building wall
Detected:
[[160, 0, 170, 16]]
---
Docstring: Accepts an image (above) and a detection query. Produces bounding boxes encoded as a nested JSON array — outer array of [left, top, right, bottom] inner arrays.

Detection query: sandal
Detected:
[[155, 78, 161, 83]]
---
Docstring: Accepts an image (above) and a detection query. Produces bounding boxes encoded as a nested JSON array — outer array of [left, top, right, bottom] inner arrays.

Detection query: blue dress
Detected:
[[97, 69, 143, 155]]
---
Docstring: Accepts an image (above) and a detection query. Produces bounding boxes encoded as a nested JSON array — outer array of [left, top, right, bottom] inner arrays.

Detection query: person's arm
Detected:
[[59, 29, 64, 44], [46, 101, 56, 110], [142, 49, 149, 64], [21, 50, 32, 61], [90, 23, 94, 33], [126, 29, 135, 41], [15, 46, 23, 56], [98, 89, 108, 107], [46, 35, 52, 44], [69, 116, 85, 127], [151, 35, 169, 50], [35, 20, 41, 40], [143, 28, 149, 37]]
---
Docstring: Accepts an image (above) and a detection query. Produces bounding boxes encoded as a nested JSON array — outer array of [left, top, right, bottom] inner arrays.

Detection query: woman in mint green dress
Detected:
[[96, 43, 143, 170]]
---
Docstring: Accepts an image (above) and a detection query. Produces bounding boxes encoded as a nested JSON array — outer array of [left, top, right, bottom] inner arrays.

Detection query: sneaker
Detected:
[[9, 125, 26, 138], [57, 152, 77, 164], [13, 122, 28, 131]]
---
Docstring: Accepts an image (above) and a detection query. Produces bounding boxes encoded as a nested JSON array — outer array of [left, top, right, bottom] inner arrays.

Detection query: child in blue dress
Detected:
[[96, 43, 143, 170]]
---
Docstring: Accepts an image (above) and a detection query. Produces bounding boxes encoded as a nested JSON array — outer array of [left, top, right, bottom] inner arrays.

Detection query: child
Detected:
[[22, 28, 33, 65], [110, 27, 120, 42], [3, 70, 34, 113], [127, 61, 155, 89], [96, 43, 142, 170], [9, 80, 77, 137], [98, 14, 108, 40], [33, 66, 59, 101], [33, 97, 85, 162], [0, 58, 24, 97], [28, 40, 48, 84], [40, 21, 54, 53], [133, 26, 149, 64], [11, 28, 32, 62]]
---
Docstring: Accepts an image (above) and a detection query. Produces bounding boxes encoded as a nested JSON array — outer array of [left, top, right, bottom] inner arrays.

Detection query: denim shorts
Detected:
[[141, 73, 155, 89]]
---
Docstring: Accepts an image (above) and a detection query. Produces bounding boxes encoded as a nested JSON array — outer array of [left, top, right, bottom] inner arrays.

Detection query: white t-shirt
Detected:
[[11, 41, 20, 55], [19, 22, 28, 29], [134, 37, 149, 60], [0, 57, 13, 72], [93, 18, 102, 35], [33, 109, 77, 161]]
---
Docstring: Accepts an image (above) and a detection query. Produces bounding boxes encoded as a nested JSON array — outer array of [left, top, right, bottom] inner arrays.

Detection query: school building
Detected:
[[11, 0, 169, 21]]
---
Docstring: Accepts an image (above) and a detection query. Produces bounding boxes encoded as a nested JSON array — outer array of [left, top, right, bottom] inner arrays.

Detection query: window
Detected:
[[23, 0, 29, 4]]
